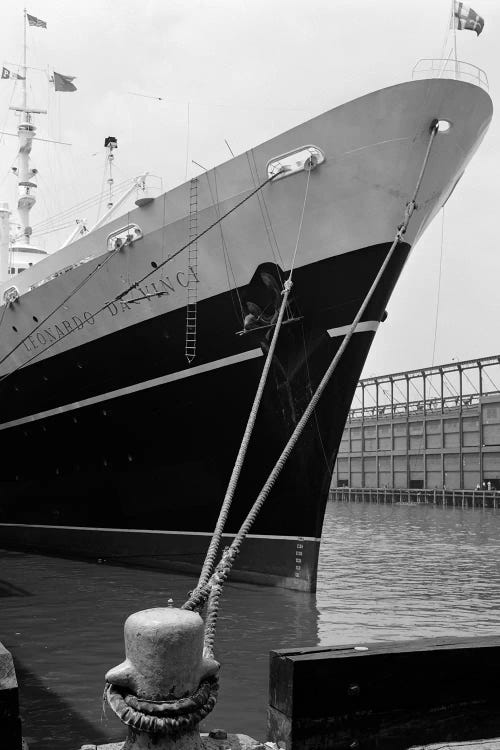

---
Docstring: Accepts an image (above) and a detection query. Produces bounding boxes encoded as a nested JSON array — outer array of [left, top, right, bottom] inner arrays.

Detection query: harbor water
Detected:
[[1, 501, 500, 750]]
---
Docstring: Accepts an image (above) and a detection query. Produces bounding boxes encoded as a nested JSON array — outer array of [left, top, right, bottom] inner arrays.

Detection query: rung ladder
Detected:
[[185, 177, 199, 363]]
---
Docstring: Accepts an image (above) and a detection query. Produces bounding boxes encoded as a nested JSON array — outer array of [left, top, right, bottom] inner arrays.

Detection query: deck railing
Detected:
[[412, 58, 489, 91], [329, 486, 499, 509]]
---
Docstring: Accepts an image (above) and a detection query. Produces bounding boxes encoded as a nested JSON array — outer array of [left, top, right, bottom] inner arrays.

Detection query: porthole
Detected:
[[436, 119, 452, 133]]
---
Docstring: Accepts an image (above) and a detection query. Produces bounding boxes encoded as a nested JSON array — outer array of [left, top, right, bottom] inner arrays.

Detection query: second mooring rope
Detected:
[[185, 120, 440, 659]]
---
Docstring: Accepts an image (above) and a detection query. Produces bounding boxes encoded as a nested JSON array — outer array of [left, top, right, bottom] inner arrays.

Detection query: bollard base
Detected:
[[82, 733, 265, 750], [202, 734, 265, 750], [125, 728, 204, 750]]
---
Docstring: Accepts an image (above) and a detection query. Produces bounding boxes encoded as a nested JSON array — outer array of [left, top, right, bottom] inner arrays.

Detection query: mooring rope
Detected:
[[185, 120, 440, 656], [196, 166, 313, 592], [105, 675, 219, 735]]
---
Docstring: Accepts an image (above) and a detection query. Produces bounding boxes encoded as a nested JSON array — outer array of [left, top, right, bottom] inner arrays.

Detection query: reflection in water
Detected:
[[1, 502, 500, 749]]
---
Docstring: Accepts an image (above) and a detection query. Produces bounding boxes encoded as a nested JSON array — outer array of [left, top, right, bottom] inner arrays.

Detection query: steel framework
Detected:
[[348, 354, 500, 422]]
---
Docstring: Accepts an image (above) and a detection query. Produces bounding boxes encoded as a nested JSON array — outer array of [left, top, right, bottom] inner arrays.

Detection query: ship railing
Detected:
[[329, 486, 499, 509], [412, 58, 488, 92]]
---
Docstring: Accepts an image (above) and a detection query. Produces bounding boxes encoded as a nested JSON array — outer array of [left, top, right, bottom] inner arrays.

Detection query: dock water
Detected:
[[1, 501, 500, 749]]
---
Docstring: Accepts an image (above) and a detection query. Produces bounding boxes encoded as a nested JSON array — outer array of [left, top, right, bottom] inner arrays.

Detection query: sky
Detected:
[[0, 0, 498, 380]]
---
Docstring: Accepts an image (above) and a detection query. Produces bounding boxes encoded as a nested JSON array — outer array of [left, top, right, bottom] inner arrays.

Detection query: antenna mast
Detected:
[[9, 9, 46, 251], [105, 136, 118, 210]]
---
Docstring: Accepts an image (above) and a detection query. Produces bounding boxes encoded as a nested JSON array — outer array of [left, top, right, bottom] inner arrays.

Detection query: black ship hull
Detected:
[[0, 243, 408, 590]]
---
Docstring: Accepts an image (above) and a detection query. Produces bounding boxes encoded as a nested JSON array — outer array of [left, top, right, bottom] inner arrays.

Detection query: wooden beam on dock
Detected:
[[268, 636, 500, 750], [410, 742, 500, 749], [0, 642, 22, 750]]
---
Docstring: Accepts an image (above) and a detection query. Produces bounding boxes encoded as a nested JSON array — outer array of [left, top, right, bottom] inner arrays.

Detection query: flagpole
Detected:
[[452, 0, 459, 79], [22, 8, 27, 109]]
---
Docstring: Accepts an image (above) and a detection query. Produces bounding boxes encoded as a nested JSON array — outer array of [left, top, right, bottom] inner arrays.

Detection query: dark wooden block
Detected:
[[0, 642, 22, 749], [268, 636, 500, 750]]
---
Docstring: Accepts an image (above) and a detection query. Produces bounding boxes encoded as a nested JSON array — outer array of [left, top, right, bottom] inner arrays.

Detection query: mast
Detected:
[[10, 9, 46, 251], [0, 203, 10, 283], [23, 8, 27, 109]]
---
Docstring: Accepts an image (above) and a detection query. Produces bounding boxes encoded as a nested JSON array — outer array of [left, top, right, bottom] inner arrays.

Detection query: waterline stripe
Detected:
[[0, 523, 320, 543], [327, 320, 379, 338], [0, 348, 263, 432]]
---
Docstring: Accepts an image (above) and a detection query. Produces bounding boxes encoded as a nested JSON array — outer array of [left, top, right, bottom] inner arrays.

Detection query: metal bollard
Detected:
[[105, 608, 220, 749]]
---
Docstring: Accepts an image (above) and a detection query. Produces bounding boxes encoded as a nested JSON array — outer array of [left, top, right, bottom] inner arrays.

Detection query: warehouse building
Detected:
[[332, 355, 500, 490]]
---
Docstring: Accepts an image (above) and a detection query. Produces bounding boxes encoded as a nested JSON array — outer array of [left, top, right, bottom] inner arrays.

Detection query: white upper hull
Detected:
[[0, 77, 492, 377]]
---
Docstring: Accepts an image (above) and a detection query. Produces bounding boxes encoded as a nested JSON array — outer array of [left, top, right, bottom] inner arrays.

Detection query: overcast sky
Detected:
[[0, 0, 498, 379]]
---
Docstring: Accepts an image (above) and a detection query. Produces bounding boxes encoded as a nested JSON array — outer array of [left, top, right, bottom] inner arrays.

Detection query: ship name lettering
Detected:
[[102, 271, 202, 321], [22, 267, 204, 353], [107, 302, 119, 317], [158, 278, 175, 294], [22, 311, 95, 354], [23, 335, 38, 352]]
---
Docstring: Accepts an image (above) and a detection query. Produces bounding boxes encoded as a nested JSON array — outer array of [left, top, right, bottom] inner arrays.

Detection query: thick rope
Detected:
[[105, 675, 219, 735], [196, 167, 313, 593], [197, 280, 292, 591], [184, 120, 439, 631]]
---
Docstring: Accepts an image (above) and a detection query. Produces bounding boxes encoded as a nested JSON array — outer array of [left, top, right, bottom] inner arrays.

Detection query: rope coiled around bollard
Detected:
[[105, 675, 219, 735]]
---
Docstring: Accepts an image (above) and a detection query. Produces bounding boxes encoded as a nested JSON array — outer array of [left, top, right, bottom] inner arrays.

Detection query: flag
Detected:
[[1, 67, 25, 80], [452, 2, 484, 34], [26, 13, 47, 28], [53, 71, 77, 92]]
